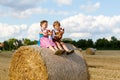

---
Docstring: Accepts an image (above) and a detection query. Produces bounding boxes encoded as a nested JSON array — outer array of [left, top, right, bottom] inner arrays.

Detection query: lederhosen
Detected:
[[52, 29, 62, 42]]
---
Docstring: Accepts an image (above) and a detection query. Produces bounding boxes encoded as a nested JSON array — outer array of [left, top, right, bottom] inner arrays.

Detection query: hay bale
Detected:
[[86, 48, 96, 55], [9, 44, 89, 80]]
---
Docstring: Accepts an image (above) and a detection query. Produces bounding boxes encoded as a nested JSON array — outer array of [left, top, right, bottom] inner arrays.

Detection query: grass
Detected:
[[0, 50, 120, 80]]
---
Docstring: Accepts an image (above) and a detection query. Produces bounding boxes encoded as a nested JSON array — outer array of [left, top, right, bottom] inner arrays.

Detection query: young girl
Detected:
[[39, 20, 62, 55], [52, 21, 74, 55]]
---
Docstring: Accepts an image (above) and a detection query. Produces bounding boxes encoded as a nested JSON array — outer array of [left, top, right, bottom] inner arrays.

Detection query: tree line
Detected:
[[62, 36, 120, 50], [0, 38, 37, 51], [0, 36, 120, 51]]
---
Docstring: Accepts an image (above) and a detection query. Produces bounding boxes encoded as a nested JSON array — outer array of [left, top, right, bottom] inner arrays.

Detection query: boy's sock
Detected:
[[66, 50, 74, 55]]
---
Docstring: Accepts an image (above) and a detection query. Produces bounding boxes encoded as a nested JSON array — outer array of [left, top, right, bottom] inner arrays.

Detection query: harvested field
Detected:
[[83, 50, 120, 80], [0, 50, 120, 80]]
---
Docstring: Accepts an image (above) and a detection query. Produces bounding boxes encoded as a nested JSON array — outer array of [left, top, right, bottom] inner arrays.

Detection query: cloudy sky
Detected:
[[0, 0, 120, 42]]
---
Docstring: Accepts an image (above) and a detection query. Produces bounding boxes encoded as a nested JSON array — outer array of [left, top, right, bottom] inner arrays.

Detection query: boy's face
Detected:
[[41, 22, 48, 29], [54, 25, 60, 30]]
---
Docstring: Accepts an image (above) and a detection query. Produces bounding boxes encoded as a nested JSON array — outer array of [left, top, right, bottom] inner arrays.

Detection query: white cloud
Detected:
[[61, 13, 120, 39], [0, 0, 45, 10], [113, 28, 120, 34], [69, 33, 91, 38], [27, 23, 40, 40], [11, 8, 48, 18], [55, 0, 72, 5], [0, 23, 28, 41], [0, 22, 52, 41], [0, 0, 71, 18], [1, 13, 120, 42], [80, 2, 100, 12], [0, 7, 70, 18]]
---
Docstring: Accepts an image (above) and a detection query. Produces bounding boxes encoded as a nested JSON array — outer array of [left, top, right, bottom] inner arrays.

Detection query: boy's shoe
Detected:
[[66, 50, 74, 55], [54, 50, 63, 55]]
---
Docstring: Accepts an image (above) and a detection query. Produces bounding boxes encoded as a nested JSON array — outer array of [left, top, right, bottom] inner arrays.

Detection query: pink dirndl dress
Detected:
[[40, 29, 56, 48], [40, 36, 56, 48]]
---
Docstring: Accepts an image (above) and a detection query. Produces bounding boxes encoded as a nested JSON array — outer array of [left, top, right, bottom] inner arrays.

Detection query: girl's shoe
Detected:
[[54, 50, 63, 55], [60, 50, 65, 54], [66, 50, 74, 55]]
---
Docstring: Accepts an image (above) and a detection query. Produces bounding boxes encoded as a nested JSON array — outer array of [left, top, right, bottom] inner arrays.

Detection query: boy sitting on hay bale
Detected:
[[52, 21, 74, 55]]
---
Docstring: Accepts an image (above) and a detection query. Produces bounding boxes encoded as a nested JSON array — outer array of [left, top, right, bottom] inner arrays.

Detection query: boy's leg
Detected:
[[60, 42, 69, 51], [60, 42, 74, 54], [55, 42, 65, 54], [55, 42, 63, 50], [54, 46, 58, 50]]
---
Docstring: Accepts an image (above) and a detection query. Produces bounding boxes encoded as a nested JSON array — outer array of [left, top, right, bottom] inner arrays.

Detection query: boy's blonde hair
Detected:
[[53, 21, 61, 27], [40, 20, 48, 27]]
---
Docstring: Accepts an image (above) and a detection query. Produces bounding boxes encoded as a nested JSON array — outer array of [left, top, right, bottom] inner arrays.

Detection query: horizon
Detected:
[[0, 36, 119, 43]]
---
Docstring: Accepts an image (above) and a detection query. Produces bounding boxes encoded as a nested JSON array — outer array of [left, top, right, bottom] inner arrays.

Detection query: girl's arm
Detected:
[[39, 31, 48, 36], [39, 31, 44, 34]]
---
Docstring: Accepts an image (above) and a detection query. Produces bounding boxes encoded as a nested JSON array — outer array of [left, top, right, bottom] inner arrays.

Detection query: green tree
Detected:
[[77, 39, 87, 49], [3, 41, 9, 50], [30, 40, 38, 45], [86, 39, 94, 48], [62, 38, 73, 43], [110, 36, 119, 49], [8, 38, 18, 50], [95, 38, 110, 49], [24, 38, 31, 45]]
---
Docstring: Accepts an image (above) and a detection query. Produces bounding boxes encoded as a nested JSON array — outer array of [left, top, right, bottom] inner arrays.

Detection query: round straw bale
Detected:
[[9, 44, 89, 80], [86, 48, 96, 55]]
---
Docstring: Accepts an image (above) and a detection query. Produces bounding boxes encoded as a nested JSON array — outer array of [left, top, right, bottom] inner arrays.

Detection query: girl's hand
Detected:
[[48, 31, 53, 36], [43, 32, 48, 36]]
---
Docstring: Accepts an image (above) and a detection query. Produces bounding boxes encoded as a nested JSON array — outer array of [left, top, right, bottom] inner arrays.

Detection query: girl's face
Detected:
[[41, 22, 48, 29]]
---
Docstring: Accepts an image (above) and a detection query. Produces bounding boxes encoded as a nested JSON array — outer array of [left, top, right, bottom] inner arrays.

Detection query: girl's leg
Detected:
[[48, 46, 56, 52], [48, 46, 62, 55], [54, 42, 65, 54]]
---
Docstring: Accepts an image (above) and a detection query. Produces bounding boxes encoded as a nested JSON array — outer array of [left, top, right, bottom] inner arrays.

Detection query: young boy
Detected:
[[52, 21, 74, 55]]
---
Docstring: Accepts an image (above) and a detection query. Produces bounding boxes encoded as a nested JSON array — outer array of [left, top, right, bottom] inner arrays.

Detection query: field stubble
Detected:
[[0, 50, 120, 80], [83, 50, 120, 80]]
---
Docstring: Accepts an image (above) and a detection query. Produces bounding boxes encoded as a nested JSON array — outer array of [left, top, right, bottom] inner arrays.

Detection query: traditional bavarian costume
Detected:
[[38, 28, 56, 48]]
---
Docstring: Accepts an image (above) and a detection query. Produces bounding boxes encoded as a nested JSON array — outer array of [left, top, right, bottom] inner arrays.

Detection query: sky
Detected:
[[0, 0, 120, 42]]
